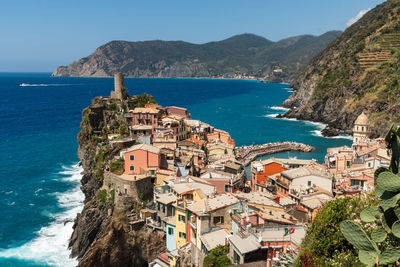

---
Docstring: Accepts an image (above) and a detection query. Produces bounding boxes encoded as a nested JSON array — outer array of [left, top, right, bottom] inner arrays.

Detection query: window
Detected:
[[224, 185, 229, 192], [130, 155, 135, 161], [162, 205, 165, 213], [146, 113, 149, 119], [179, 232, 186, 238], [130, 165, 134, 171], [150, 170, 155, 175], [347, 161, 350, 167], [307, 181, 311, 187], [178, 214, 185, 222], [168, 227, 174, 235], [213, 216, 224, 224]]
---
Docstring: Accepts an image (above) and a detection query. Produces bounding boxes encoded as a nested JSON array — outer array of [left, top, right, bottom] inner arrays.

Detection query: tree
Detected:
[[294, 194, 377, 266], [203, 245, 231, 267], [134, 93, 157, 107]]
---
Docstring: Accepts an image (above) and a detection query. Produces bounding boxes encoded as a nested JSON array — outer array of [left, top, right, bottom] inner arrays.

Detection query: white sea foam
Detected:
[[34, 188, 42, 195], [269, 106, 289, 112], [0, 164, 84, 267], [19, 83, 74, 87], [265, 114, 279, 118]]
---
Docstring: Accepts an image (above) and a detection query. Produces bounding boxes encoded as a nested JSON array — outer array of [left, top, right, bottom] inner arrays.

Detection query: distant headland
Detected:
[[52, 32, 341, 83]]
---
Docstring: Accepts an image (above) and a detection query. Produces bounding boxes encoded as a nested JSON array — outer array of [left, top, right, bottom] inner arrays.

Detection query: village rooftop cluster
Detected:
[[93, 74, 390, 267]]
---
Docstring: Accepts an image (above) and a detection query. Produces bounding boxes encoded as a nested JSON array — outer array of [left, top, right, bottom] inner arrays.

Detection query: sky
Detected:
[[0, 0, 386, 72]]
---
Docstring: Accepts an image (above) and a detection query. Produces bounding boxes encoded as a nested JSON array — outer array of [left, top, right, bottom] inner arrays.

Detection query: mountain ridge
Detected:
[[52, 32, 341, 81]]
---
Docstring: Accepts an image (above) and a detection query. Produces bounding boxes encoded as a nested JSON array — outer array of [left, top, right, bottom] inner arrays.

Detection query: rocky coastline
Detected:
[[70, 95, 165, 267]]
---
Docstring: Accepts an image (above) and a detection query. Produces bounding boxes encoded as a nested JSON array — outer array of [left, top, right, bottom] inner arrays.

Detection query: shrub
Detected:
[[109, 158, 124, 175], [97, 189, 107, 204], [203, 245, 231, 267]]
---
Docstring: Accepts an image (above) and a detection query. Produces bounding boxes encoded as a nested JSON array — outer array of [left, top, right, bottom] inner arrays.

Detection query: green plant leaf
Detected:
[[392, 220, 400, 238], [360, 206, 381, 223], [380, 192, 400, 211], [340, 220, 379, 252], [377, 171, 400, 192], [379, 247, 400, 265], [371, 226, 387, 243], [358, 250, 379, 267]]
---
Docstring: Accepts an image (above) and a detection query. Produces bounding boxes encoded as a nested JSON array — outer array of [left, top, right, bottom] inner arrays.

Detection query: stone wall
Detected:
[[104, 171, 153, 201]]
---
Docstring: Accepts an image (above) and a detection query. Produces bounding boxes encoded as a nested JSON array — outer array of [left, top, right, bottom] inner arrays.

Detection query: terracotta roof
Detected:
[[234, 192, 282, 208], [156, 193, 178, 205], [281, 166, 330, 180], [199, 228, 229, 251], [131, 107, 159, 114], [126, 143, 160, 154]]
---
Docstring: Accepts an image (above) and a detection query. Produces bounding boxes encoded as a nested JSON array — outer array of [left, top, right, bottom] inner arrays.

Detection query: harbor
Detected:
[[235, 141, 315, 166]]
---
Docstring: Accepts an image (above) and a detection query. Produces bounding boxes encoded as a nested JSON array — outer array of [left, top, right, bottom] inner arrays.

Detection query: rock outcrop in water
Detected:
[[282, 0, 400, 137], [52, 32, 341, 82], [70, 95, 164, 267]]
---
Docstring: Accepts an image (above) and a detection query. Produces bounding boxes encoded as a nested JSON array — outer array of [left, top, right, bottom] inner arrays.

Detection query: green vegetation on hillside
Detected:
[[295, 194, 377, 266], [288, 0, 400, 136]]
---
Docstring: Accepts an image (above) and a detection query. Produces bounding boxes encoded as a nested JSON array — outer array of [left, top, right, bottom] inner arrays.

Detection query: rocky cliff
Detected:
[[70, 96, 164, 267], [52, 32, 341, 81], [283, 0, 400, 137]]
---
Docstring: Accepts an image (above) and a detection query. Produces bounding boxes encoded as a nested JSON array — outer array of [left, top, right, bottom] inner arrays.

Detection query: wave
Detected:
[[269, 106, 289, 112], [265, 114, 279, 118], [19, 83, 74, 87], [269, 115, 354, 140], [0, 164, 84, 267]]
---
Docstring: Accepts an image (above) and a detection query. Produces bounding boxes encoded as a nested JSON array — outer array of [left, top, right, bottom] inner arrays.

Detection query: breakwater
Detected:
[[235, 142, 314, 166]]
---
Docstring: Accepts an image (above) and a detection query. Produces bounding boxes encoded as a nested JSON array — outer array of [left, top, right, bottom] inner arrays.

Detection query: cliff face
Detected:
[[70, 97, 164, 267], [283, 0, 400, 137], [52, 32, 341, 81]]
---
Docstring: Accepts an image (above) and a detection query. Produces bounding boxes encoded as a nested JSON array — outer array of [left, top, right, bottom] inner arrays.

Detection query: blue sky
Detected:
[[0, 0, 385, 72]]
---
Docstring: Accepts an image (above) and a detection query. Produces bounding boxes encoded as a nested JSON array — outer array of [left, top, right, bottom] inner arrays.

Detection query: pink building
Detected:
[[123, 143, 161, 176], [164, 106, 190, 118], [131, 107, 160, 127]]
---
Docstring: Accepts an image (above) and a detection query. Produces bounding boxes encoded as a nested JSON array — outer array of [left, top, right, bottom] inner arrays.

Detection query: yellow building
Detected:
[[175, 202, 188, 248], [353, 112, 370, 143]]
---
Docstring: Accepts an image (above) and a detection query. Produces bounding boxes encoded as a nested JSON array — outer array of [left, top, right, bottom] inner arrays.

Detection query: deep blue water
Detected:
[[0, 73, 352, 266]]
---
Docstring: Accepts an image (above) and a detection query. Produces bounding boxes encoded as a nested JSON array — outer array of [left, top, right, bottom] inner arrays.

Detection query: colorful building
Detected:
[[123, 143, 160, 175]]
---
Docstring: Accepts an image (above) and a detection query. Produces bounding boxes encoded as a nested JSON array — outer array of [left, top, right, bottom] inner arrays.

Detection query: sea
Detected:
[[0, 73, 352, 266]]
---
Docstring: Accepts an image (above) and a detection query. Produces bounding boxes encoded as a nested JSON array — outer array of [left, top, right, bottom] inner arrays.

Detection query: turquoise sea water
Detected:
[[0, 73, 351, 266]]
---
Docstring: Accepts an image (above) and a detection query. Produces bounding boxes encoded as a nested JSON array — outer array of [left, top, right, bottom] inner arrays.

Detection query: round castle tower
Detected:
[[110, 73, 124, 99], [353, 111, 370, 142]]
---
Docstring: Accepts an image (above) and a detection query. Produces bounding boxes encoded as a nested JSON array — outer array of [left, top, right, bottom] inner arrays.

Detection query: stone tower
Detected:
[[110, 73, 124, 99], [353, 111, 370, 143]]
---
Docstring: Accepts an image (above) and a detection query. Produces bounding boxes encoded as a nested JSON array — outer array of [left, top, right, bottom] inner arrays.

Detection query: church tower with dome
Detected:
[[353, 111, 370, 143]]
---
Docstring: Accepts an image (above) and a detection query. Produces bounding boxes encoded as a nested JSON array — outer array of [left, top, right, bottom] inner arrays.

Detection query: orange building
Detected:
[[123, 143, 160, 176], [251, 159, 288, 192]]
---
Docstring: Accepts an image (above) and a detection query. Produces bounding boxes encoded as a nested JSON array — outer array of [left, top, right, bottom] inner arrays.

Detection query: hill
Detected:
[[283, 0, 400, 137], [52, 32, 341, 81]]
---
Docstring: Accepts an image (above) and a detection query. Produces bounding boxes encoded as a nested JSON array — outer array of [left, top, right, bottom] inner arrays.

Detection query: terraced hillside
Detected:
[[284, 0, 400, 137]]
